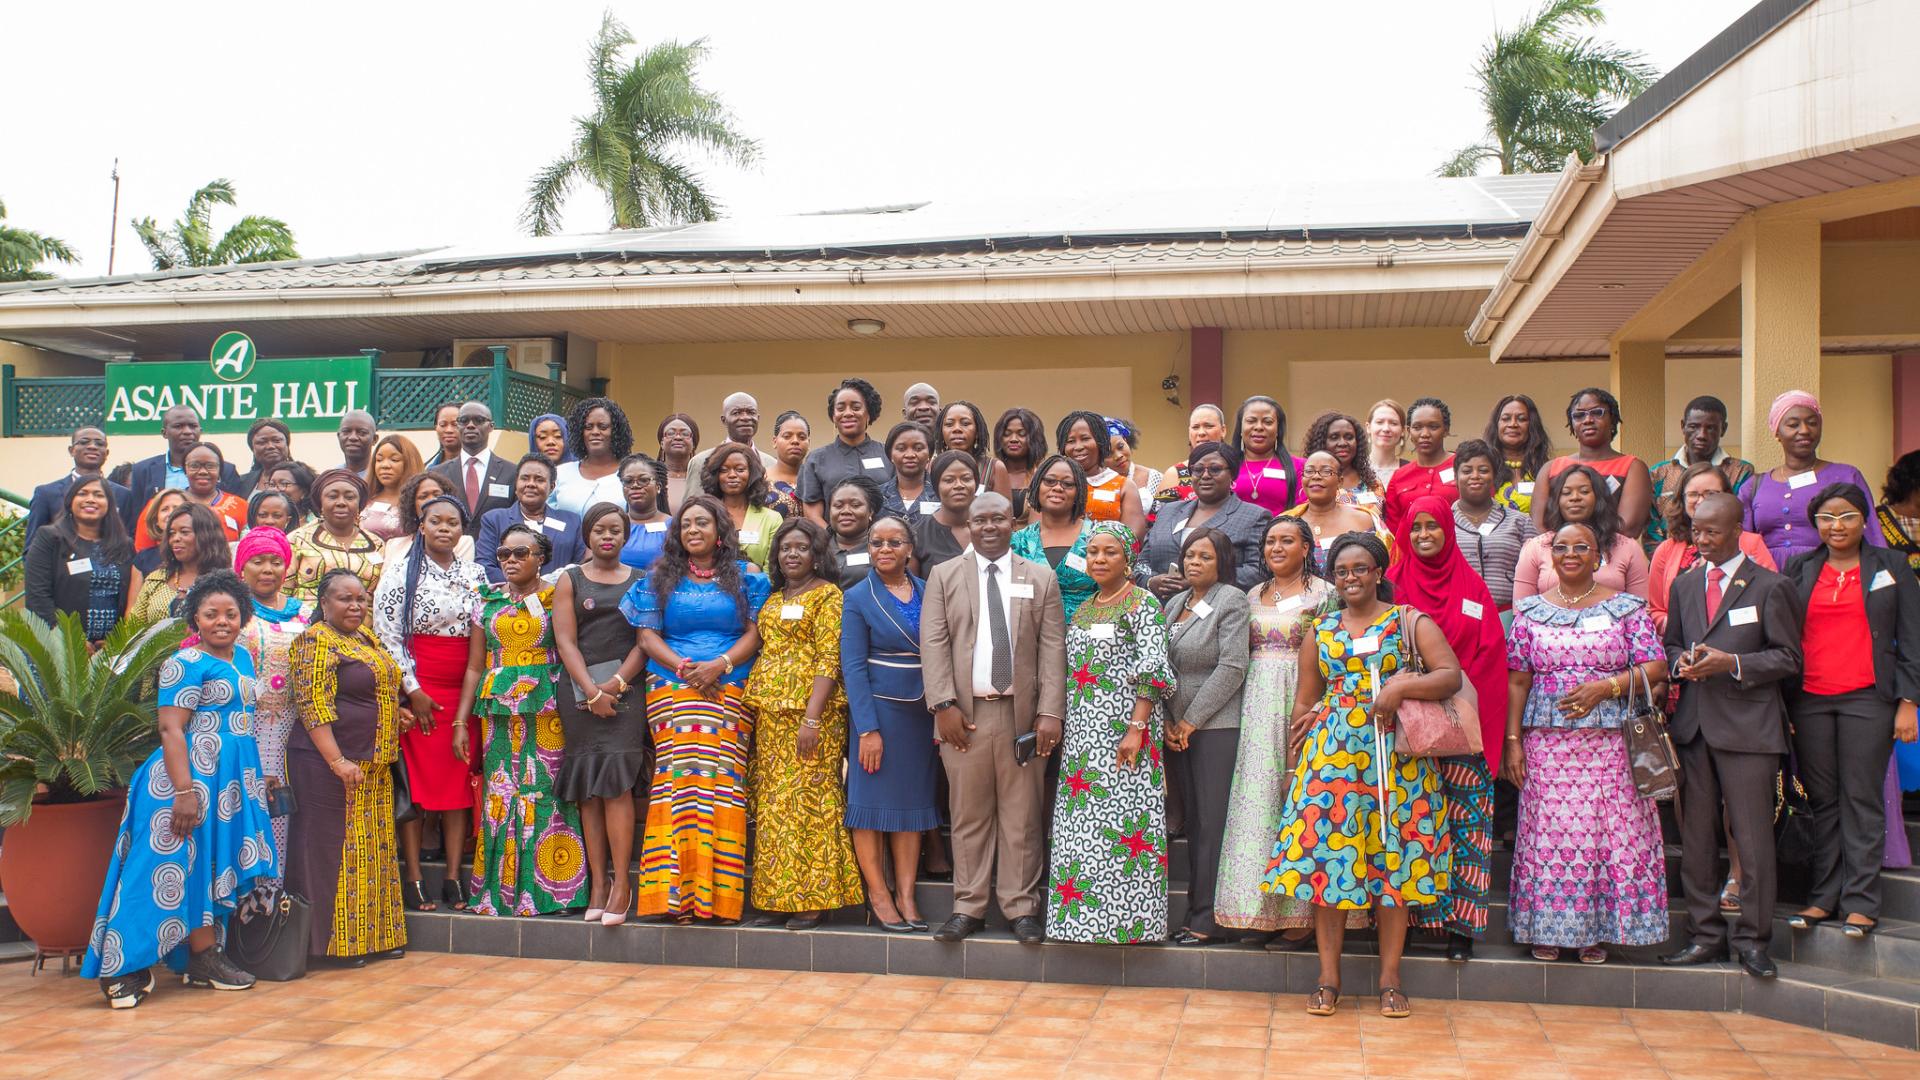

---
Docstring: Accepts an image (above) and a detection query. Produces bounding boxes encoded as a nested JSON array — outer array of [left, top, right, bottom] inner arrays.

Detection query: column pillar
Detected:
[[1609, 339, 1667, 463], [1739, 219, 1822, 469], [1893, 351, 1920, 458], [1189, 327, 1223, 411]]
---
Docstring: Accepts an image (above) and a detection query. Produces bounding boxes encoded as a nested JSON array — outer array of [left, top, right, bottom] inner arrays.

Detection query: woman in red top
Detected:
[[1536, 388, 1652, 540], [1783, 483, 1920, 936], [1382, 397, 1458, 533]]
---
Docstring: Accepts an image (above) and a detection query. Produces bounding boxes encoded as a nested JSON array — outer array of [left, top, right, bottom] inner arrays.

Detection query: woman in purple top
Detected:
[[1230, 395, 1308, 516], [1741, 390, 1882, 566]]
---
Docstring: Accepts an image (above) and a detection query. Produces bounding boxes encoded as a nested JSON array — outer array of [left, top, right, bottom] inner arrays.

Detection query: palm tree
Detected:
[[1438, 0, 1658, 177], [0, 198, 78, 282], [522, 12, 759, 236], [132, 179, 297, 270]]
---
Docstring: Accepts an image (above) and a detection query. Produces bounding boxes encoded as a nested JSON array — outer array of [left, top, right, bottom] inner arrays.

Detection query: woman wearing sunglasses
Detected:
[[1783, 483, 1920, 937]]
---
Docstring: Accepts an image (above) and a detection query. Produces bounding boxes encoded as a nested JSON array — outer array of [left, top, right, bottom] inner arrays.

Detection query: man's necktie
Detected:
[[465, 457, 481, 517], [986, 563, 1012, 693], [1706, 565, 1725, 624]]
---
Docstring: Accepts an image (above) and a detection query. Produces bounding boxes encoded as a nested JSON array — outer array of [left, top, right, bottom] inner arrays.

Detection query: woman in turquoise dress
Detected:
[[1012, 454, 1097, 619], [83, 571, 279, 1009], [1261, 531, 1461, 1020], [1045, 521, 1176, 944], [453, 523, 587, 916]]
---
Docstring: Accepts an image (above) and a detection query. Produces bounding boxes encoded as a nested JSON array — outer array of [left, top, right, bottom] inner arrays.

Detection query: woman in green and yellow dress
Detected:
[[288, 469, 385, 608], [743, 518, 864, 928], [453, 523, 587, 916]]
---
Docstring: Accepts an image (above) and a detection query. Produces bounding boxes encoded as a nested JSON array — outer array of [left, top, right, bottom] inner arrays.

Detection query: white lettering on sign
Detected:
[[105, 379, 363, 426]]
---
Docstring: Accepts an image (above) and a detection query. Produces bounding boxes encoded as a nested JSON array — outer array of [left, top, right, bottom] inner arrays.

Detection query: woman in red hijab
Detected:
[[1387, 495, 1508, 963]]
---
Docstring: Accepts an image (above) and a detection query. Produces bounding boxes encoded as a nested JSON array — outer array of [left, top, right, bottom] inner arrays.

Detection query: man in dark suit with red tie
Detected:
[[429, 401, 516, 536], [1660, 492, 1803, 979]]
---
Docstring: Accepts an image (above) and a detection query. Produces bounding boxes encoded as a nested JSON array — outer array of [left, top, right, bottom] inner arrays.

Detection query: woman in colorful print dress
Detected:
[[234, 527, 306, 876], [1044, 521, 1175, 944], [83, 571, 277, 1009], [1503, 522, 1670, 963], [453, 523, 587, 916], [287, 469, 385, 608], [743, 518, 864, 927], [622, 495, 770, 923], [1214, 517, 1340, 942], [1262, 531, 1460, 1019]]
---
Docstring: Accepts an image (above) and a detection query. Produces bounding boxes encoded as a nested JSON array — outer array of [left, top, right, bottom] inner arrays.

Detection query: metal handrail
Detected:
[[0, 485, 28, 610]]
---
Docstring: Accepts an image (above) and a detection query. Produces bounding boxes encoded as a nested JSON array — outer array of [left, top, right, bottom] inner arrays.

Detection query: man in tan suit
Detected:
[[922, 492, 1068, 944]]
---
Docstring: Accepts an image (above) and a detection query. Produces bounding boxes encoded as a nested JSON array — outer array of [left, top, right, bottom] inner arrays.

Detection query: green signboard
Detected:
[[103, 338, 372, 434]]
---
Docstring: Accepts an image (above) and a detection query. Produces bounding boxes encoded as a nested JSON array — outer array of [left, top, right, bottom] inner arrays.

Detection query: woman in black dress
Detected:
[[911, 450, 978, 578], [552, 502, 650, 926]]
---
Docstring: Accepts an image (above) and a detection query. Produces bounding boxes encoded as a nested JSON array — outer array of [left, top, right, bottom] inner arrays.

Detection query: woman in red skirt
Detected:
[[373, 494, 490, 910]]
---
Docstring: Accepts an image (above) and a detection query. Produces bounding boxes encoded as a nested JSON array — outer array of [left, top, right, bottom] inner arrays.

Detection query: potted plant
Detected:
[[0, 609, 184, 955]]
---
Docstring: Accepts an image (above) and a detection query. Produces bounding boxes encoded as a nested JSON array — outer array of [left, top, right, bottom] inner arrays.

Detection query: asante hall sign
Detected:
[[104, 332, 372, 434]]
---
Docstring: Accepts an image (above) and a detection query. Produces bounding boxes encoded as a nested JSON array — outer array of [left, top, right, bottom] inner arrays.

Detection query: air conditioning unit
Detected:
[[451, 337, 563, 375]]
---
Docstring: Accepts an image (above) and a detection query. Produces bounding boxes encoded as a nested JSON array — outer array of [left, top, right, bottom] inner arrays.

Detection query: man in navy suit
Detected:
[[24, 427, 134, 543], [127, 405, 239, 511]]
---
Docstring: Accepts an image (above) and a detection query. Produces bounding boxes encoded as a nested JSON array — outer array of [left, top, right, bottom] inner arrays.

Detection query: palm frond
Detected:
[[1436, 144, 1499, 178], [522, 154, 583, 237], [208, 215, 297, 265]]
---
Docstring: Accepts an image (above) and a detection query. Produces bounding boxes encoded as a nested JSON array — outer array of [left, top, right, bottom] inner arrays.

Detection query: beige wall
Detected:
[[0, 340, 92, 377]]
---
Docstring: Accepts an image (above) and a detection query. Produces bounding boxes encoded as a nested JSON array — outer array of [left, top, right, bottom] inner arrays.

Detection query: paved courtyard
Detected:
[[0, 952, 1913, 1078]]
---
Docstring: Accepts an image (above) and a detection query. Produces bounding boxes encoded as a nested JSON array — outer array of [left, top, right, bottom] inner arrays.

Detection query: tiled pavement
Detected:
[[0, 953, 1915, 1079]]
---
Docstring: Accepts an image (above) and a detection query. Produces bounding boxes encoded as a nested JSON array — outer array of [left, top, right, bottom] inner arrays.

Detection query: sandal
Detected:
[[1379, 987, 1411, 1019], [443, 878, 470, 912], [1306, 985, 1340, 1016], [1531, 946, 1561, 961], [1578, 946, 1608, 965], [1718, 878, 1741, 912], [404, 880, 436, 912]]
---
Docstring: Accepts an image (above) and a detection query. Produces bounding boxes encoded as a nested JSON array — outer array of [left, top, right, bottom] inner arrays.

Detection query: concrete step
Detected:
[[0, 941, 33, 965]]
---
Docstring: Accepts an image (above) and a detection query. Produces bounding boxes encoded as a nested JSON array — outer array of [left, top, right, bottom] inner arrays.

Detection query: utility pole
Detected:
[[107, 159, 121, 275]]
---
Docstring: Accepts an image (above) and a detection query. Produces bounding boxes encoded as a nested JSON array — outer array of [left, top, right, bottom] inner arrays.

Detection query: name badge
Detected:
[[367, 552, 383, 565], [975, 484, 986, 495], [1872, 569, 1896, 592], [541, 518, 565, 533], [1273, 595, 1303, 614], [1263, 466, 1288, 480], [1516, 482, 1535, 496], [1438, 468, 1455, 484], [487, 483, 510, 498], [1007, 582, 1035, 599], [1174, 517, 1192, 535], [1580, 615, 1610, 631], [1606, 476, 1621, 494], [1191, 599, 1214, 619], [644, 520, 667, 533], [1477, 522, 1494, 536], [1461, 598, 1484, 620], [1728, 605, 1759, 626], [223, 514, 239, 531], [524, 592, 544, 617], [861, 456, 885, 470], [1089, 623, 1116, 640], [1092, 488, 1118, 502], [1318, 536, 1335, 549], [1064, 552, 1087, 573], [845, 551, 870, 566], [780, 604, 805, 620], [1355, 492, 1379, 505], [739, 529, 762, 544], [65, 557, 92, 576], [1787, 471, 1818, 490], [1352, 635, 1381, 656], [919, 501, 941, 515]]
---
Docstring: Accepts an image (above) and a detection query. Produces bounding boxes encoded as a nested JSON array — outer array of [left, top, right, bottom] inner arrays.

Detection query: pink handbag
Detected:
[[1382, 607, 1483, 758]]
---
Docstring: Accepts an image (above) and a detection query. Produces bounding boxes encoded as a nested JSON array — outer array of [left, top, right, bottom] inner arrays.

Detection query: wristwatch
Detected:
[[931, 699, 958, 713]]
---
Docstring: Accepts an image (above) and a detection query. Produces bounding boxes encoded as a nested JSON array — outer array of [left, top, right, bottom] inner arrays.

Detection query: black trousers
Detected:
[[1167, 727, 1240, 937], [1792, 688, 1895, 918], [1675, 735, 1779, 951]]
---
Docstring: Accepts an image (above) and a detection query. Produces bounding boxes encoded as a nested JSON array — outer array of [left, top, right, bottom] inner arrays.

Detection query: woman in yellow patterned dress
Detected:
[[743, 519, 864, 928], [287, 469, 385, 609], [452, 524, 587, 916]]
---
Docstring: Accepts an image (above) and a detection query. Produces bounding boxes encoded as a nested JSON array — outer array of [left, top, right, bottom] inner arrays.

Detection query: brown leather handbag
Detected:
[[1623, 665, 1680, 801]]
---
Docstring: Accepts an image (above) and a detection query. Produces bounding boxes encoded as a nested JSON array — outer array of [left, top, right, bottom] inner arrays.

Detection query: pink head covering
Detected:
[[1768, 390, 1820, 435], [233, 526, 292, 570]]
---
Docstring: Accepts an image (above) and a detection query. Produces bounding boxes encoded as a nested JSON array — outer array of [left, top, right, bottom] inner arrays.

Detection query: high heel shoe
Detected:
[[584, 907, 605, 922], [866, 905, 913, 933]]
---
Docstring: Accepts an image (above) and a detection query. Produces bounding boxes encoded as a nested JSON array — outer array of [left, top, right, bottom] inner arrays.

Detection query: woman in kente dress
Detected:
[[743, 518, 864, 928], [1045, 521, 1176, 944], [286, 569, 409, 963], [1262, 531, 1460, 1020], [234, 527, 307, 876], [83, 571, 276, 1009], [453, 523, 587, 916]]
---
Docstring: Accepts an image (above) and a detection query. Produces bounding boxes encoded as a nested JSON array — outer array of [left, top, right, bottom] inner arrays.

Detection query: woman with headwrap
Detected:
[[1388, 496, 1508, 962], [371, 493, 488, 912], [1740, 389, 1884, 567], [235, 526, 308, 875], [529, 412, 575, 467], [287, 468, 385, 606], [1043, 521, 1176, 944], [1103, 416, 1163, 504]]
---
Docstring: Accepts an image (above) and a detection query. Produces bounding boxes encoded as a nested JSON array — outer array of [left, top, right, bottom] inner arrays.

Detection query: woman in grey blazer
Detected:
[[1163, 526, 1252, 945]]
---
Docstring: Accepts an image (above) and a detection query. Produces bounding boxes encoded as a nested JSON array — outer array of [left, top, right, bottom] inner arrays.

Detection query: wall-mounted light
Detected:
[[848, 318, 886, 335], [1162, 374, 1181, 407], [1597, 282, 1626, 291]]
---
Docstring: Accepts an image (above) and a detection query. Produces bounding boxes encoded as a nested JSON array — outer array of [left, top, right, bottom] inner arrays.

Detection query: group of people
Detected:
[[20, 378, 1917, 1021]]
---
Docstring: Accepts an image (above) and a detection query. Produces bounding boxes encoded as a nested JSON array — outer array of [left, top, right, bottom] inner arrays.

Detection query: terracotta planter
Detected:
[[0, 793, 125, 952]]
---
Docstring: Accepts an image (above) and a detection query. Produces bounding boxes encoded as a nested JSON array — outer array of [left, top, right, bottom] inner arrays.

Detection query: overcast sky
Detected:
[[5, 0, 1756, 276]]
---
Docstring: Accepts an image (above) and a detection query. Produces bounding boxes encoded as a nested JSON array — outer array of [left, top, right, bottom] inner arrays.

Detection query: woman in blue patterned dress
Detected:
[[1261, 531, 1461, 1019], [83, 570, 279, 1009], [1044, 521, 1176, 944]]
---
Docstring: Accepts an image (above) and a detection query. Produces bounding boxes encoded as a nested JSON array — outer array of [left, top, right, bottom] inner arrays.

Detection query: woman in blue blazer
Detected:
[[474, 454, 586, 581], [841, 515, 941, 933]]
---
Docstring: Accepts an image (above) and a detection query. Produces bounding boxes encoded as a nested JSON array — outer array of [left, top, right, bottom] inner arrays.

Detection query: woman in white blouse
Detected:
[[551, 398, 633, 516]]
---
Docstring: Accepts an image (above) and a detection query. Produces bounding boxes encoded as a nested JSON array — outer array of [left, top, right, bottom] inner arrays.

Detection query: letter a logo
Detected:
[[210, 331, 257, 382]]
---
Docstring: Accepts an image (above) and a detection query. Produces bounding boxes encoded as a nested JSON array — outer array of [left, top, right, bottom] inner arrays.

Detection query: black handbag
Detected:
[[392, 755, 421, 826], [1623, 666, 1680, 801], [1775, 770, 1819, 868], [229, 883, 311, 982]]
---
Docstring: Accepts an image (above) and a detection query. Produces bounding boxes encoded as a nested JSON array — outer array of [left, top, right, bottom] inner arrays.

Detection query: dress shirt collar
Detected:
[[1674, 446, 1731, 468], [461, 449, 492, 470], [1709, 551, 1746, 579], [974, 548, 1013, 578]]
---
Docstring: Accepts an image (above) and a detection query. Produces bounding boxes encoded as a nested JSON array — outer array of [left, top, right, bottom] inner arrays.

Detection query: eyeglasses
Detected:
[[495, 546, 537, 563], [869, 538, 908, 550], [1814, 512, 1864, 526], [1301, 467, 1339, 479], [1331, 566, 1374, 581], [1189, 464, 1229, 477], [1550, 543, 1595, 556], [1037, 476, 1076, 490], [457, 415, 491, 427], [184, 461, 221, 473], [1570, 408, 1610, 423]]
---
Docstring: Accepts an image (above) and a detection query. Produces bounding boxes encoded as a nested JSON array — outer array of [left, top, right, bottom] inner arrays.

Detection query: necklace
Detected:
[[1093, 584, 1131, 605], [1555, 581, 1598, 606], [883, 577, 913, 600], [688, 563, 717, 580], [1262, 575, 1308, 606]]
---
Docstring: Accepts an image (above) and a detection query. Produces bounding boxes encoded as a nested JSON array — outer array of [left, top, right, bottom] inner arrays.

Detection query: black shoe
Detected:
[[906, 918, 929, 932], [1660, 943, 1730, 966], [373, 948, 407, 962], [183, 947, 255, 991], [933, 914, 985, 943], [100, 969, 155, 1010], [1734, 945, 1777, 979], [405, 880, 435, 911], [319, 955, 370, 969], [867, 906, 914, 933], [1446, 933, 1474, 963], [442, 878, 470, 912], [1843, 919, 1877, 939], [1266, 930, 1314, 952], [1010, 915, 1045, 945], [785, 913, 826, 931], [1173, 929, 1221, 947]]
